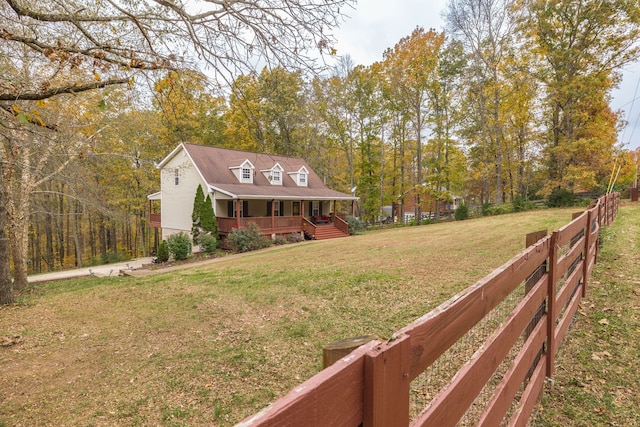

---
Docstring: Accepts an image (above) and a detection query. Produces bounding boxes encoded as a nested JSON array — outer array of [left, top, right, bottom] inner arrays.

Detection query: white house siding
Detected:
[[160, 149, 207, 240]]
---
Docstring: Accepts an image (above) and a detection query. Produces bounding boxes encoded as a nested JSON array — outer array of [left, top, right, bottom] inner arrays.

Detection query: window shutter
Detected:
[[279, 201, 284, 217], [243, 201, 249, 217], [227, 201, 233, 217], [267, 201, 272, 216]]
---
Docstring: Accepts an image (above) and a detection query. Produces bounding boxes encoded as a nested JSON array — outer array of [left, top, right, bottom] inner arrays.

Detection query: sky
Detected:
[[331, 0, 640, 151]]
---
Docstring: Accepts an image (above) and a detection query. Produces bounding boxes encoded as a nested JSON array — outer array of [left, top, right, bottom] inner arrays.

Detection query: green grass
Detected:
[[1, 206, 638, 426]]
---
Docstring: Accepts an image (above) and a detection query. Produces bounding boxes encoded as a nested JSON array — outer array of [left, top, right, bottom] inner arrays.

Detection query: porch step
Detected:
[[314, 224, 349, 240]]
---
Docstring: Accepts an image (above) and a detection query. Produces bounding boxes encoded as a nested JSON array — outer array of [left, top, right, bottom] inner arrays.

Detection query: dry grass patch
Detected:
[[1, 208, 583, 426]]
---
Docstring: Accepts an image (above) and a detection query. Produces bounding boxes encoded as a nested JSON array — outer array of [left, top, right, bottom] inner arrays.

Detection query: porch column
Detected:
[[236, 199, 241, 228], [271, 199, 275, 233], [301, 200, 305, 217]]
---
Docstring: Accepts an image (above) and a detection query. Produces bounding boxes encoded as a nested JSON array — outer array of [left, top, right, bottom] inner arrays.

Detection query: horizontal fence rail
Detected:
[[237, 193, 620, 427]]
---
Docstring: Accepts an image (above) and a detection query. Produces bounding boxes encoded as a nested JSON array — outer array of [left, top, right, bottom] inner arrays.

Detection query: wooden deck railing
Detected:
[[236, 193, 620, 427], [218, 216, 304, 236]]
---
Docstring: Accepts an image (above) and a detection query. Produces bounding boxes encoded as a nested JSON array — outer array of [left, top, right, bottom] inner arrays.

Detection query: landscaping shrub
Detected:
[[199, 233, 217, 254], [167, 232, 192, 260], [156, 240, 169, 263], [287, 232, 304, 243], [227, 222, 271, 253], [345, 216, 365, 235], [454, 203, 469, 220]]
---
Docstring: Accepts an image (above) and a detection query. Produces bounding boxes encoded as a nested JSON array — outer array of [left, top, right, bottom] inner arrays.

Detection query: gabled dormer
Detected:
[[261, 163, 284, 186], [229, 159, 255, 184], [288, 166, 309, 187]]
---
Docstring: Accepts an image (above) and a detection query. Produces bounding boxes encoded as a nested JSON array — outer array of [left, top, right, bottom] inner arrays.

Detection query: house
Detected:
[[397, 186, 464, 223], [147, 143, 358, 244]]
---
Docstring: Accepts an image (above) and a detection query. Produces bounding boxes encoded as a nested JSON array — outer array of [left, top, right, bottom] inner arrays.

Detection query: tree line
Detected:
[[1, 0, 640, 304]]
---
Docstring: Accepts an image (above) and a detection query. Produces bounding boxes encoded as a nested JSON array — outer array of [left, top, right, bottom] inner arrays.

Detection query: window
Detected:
[[174, 169, 179, 186], [274, 200, 281, 216], [299, 173, 307, 185], [272, 170, 281, 184], [312, 201, 320, 216], [242, 167, 252, 181]]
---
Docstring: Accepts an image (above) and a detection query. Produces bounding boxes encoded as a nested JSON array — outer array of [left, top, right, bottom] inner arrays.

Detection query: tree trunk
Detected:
[[0, 182, 14, 305]]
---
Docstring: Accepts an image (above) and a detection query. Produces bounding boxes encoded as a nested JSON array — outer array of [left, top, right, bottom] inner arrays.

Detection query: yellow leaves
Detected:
[[94, 71, 101, 82]]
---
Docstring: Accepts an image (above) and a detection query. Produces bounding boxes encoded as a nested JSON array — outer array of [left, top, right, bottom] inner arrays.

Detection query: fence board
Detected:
[[553, 282, 583, 359], [401, 237, 551, 380], [555, 213, 587, 248], [236, 340, 379, 427], [411, 265, 549, 427], [556, 238, 584, 276], [477, 314, 547, 427], [508, 354, 547, 427], [556, 260, 583, 310]]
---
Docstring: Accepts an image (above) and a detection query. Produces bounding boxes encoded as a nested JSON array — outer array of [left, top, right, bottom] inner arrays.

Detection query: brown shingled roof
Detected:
[[179, 143, 357, 200]]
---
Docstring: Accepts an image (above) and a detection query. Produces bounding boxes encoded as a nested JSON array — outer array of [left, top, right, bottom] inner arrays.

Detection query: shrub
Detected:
[[156, 240, 169, 263], [199, 233, 217, 254], [167, 232, 192, 260], [345, 216, 365, 235], [512, 195, 525, 212], [227, 222, 271, 253], [454, 203, 469, 220], [548, 187, 576, 207], [287, 232, 304, 243], [273, 236, 288, 245]]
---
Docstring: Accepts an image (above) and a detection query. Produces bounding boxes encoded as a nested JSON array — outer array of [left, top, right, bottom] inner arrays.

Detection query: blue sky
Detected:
[[332, 0, 640, 150]]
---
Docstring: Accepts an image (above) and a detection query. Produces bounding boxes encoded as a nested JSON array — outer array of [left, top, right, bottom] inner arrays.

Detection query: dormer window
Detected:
[[261, 163, 284, 186], [288, 166, 309, 187], [242, 167, 252, 181], [230, 159, 255, 184]]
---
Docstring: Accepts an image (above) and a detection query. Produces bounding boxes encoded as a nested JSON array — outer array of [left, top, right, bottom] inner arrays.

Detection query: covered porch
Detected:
[[216, 198, 353, 241]]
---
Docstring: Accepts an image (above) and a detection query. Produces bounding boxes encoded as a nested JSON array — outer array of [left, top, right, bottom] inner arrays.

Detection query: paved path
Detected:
[[27, 257, 155, 283]]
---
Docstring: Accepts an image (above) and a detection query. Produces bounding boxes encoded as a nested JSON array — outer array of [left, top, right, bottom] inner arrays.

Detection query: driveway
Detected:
[[27, 257, 155, 283]]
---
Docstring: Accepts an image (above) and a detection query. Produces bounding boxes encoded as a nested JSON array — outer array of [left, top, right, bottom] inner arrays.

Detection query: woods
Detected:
[[1, 0, 640, 304]]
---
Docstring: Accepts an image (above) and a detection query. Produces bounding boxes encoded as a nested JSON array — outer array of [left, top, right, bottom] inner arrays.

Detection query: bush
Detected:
[[512, 195, 525, 212], [287, 232, 304, 243], [167, 232, 192, 260], [156, 240, 169, 263], [454, 203, 469, 221], [199, 233, 217, 254], [273, 236, 288, 245], [548, 187, 576, 207], [227, 222, 271, 253], [345, 216, 365, 235]]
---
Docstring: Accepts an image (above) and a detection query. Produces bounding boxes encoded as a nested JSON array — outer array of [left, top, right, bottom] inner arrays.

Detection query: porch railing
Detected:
[[218, 216, 304, 235]]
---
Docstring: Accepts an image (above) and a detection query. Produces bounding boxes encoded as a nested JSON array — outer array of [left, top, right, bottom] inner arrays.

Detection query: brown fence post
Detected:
[[525, 230, 548, 381], [363, 334, 410, 427], [322, 335, 378, 369], [582, 209, 594, 298], [546, 231, 559, 378]]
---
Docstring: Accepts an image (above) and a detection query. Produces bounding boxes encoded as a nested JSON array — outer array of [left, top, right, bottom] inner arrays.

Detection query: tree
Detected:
[[0, 0, 353, 304], [191, 184, 206, 245], [200, 195, 217, 238], [447, 0, 516, 204], [517, 0, 640, 192], [382, 28, 445, 220]]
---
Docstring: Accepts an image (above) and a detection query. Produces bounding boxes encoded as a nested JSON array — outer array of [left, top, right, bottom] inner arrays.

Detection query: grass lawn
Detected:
[[1, 205, 637, 426]]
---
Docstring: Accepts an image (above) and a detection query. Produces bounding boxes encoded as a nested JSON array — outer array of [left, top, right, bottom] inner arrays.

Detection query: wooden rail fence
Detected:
[[237, 193, 620, 427]]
